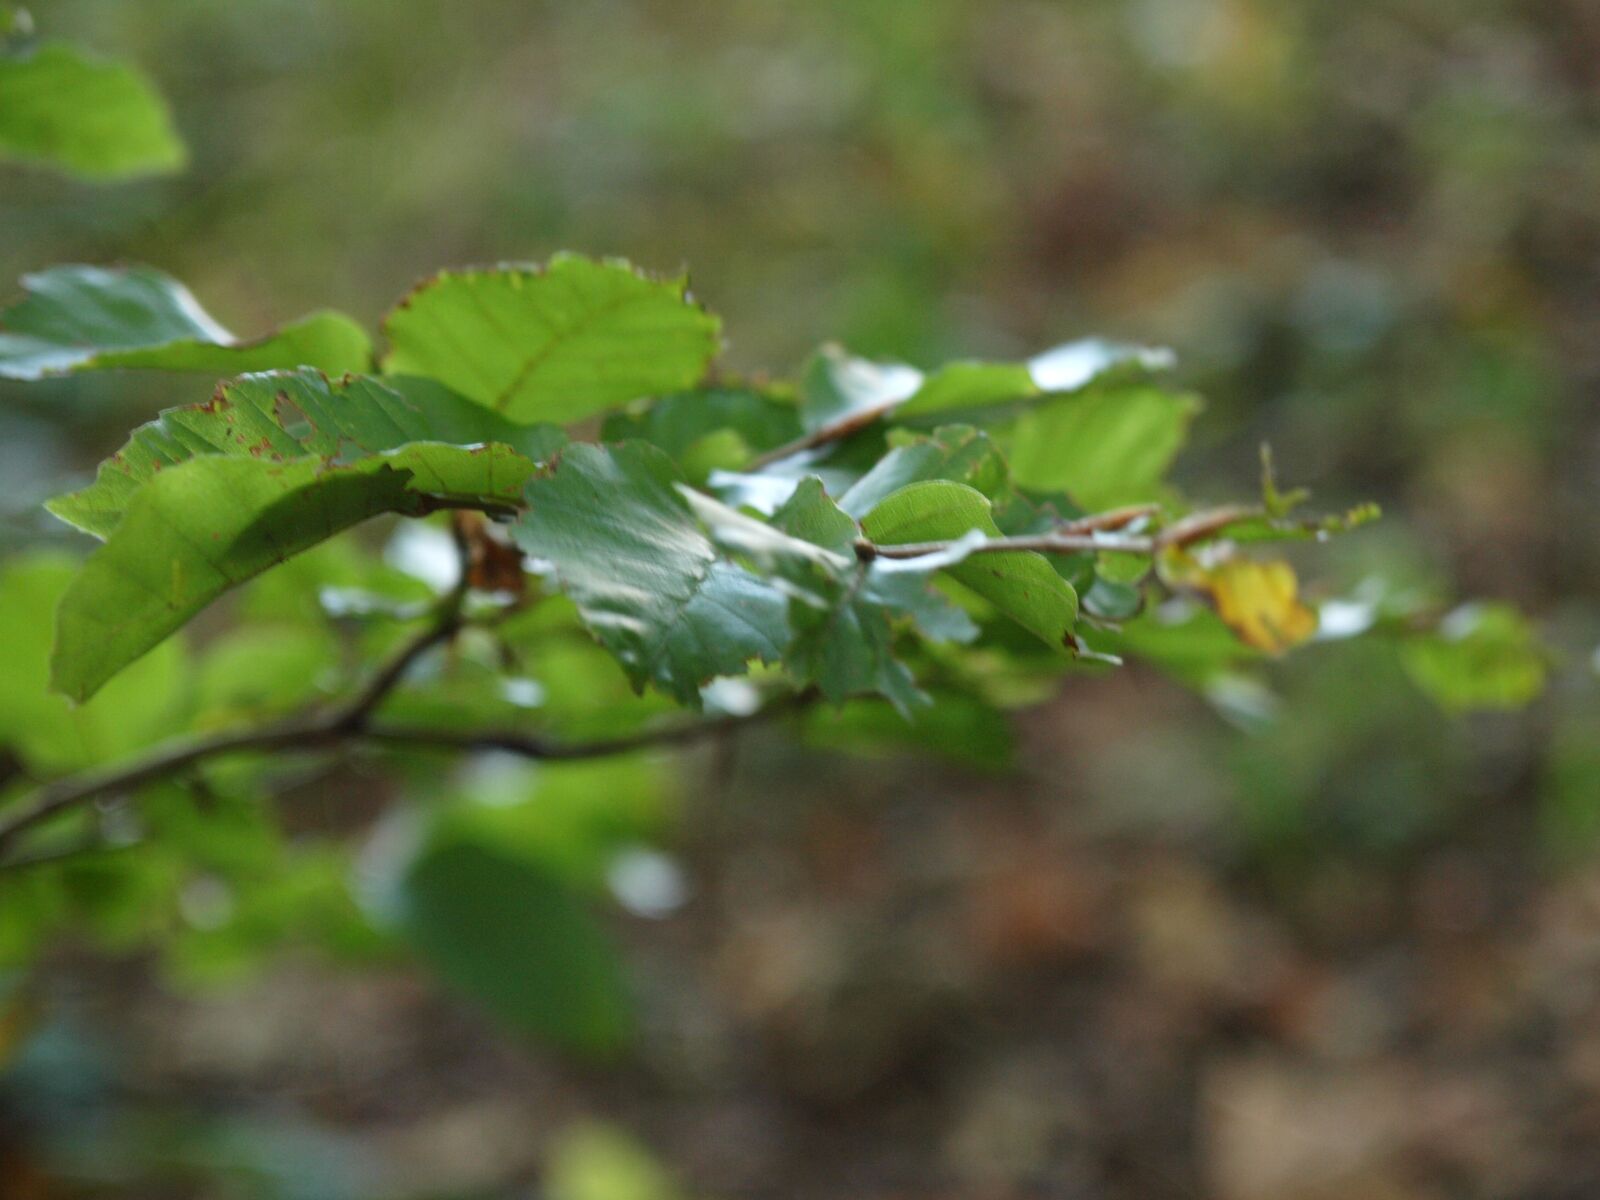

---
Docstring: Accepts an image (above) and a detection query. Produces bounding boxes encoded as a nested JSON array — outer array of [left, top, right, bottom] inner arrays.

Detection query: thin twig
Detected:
[[864, 531, 1155, 559], [0, 532, 473, 863], [1153, 504, 1259, 548], [745, 399, 906, 471], [0, 684, 818, 869], [861, 503, 1260, 561], [1059, 503, 1160, 534], [360, 688, 817, 761]]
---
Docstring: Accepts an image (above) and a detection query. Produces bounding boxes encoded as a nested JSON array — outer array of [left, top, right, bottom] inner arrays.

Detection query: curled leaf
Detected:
[[1163, 551, 1317, 654]]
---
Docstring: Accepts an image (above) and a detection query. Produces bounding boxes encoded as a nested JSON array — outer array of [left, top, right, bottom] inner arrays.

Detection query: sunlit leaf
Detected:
[[1164, 552, 1318, 654], [1008, 386, 1200, 508], [381, 255, 720, 424], [1401, 603, 1546, 713], [0, 39, 183, 179]]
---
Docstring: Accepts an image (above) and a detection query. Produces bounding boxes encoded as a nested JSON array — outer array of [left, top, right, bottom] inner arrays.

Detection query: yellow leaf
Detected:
[[1204, 559, 1317, 654]]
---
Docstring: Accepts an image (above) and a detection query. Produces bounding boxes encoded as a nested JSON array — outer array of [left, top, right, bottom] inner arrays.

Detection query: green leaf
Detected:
[[1400, 603, 1547, 713], [381, 255, 721, 424], [1007, 385, 1201, 508], [545, 1124, 686, 1200], [765, 480, 942, 713], [52, 444, 537, 701], [838, 425, 1009, 518], [797, 339, 1173, 434], [0, 553, 186, 775], [195, 625, 338, 719], [897, 338, 1174, 419], [797, 343, 925, 432], [600, 385, 801, 475], [1105, 601, 1258, 689], [682, 479, 969, 712], [861, 480, 1078, 649], [400, 841, 631, 1055], [0, 266, 372, 380], [426, 757, 671, 892], [0, 40, 184, 180], [49, 369, 563, 538], [512, 442, 788, 702]]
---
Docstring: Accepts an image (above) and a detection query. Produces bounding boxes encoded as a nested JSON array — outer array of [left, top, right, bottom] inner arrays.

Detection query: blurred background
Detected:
[[3, 0, 1599, 1196]]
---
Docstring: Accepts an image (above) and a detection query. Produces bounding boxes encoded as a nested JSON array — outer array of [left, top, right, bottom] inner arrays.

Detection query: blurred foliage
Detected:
[[0, 0, 1596, 1197]]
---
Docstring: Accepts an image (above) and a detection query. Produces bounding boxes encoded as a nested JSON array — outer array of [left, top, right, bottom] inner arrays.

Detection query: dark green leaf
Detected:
[[400, 841, 631, 1054], [803, 689, 1015, 770], [861, 480, 1078, 650], [49, 369, 563, 538], [381, 255, 721, 424], [0, 266, 371, 380], [600, 385, 802, 478], [52, 444, 537, 701], [512, 442, 788, 701]]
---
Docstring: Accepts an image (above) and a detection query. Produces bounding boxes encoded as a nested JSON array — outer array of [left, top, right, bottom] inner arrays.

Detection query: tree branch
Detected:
[[0, 675, 817, 868], [359, 688, 817, 761], [0, 526, 475, 863]]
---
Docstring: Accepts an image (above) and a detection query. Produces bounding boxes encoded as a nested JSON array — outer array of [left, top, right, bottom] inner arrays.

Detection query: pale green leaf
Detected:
[[0, 40, 184, 180], [381, 255, 721, 424], [545, 1124, 686, 1200], [0, 553, 185, 776], [1401, 603, 1547, 713], [1007, 385, 1201, 508]]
